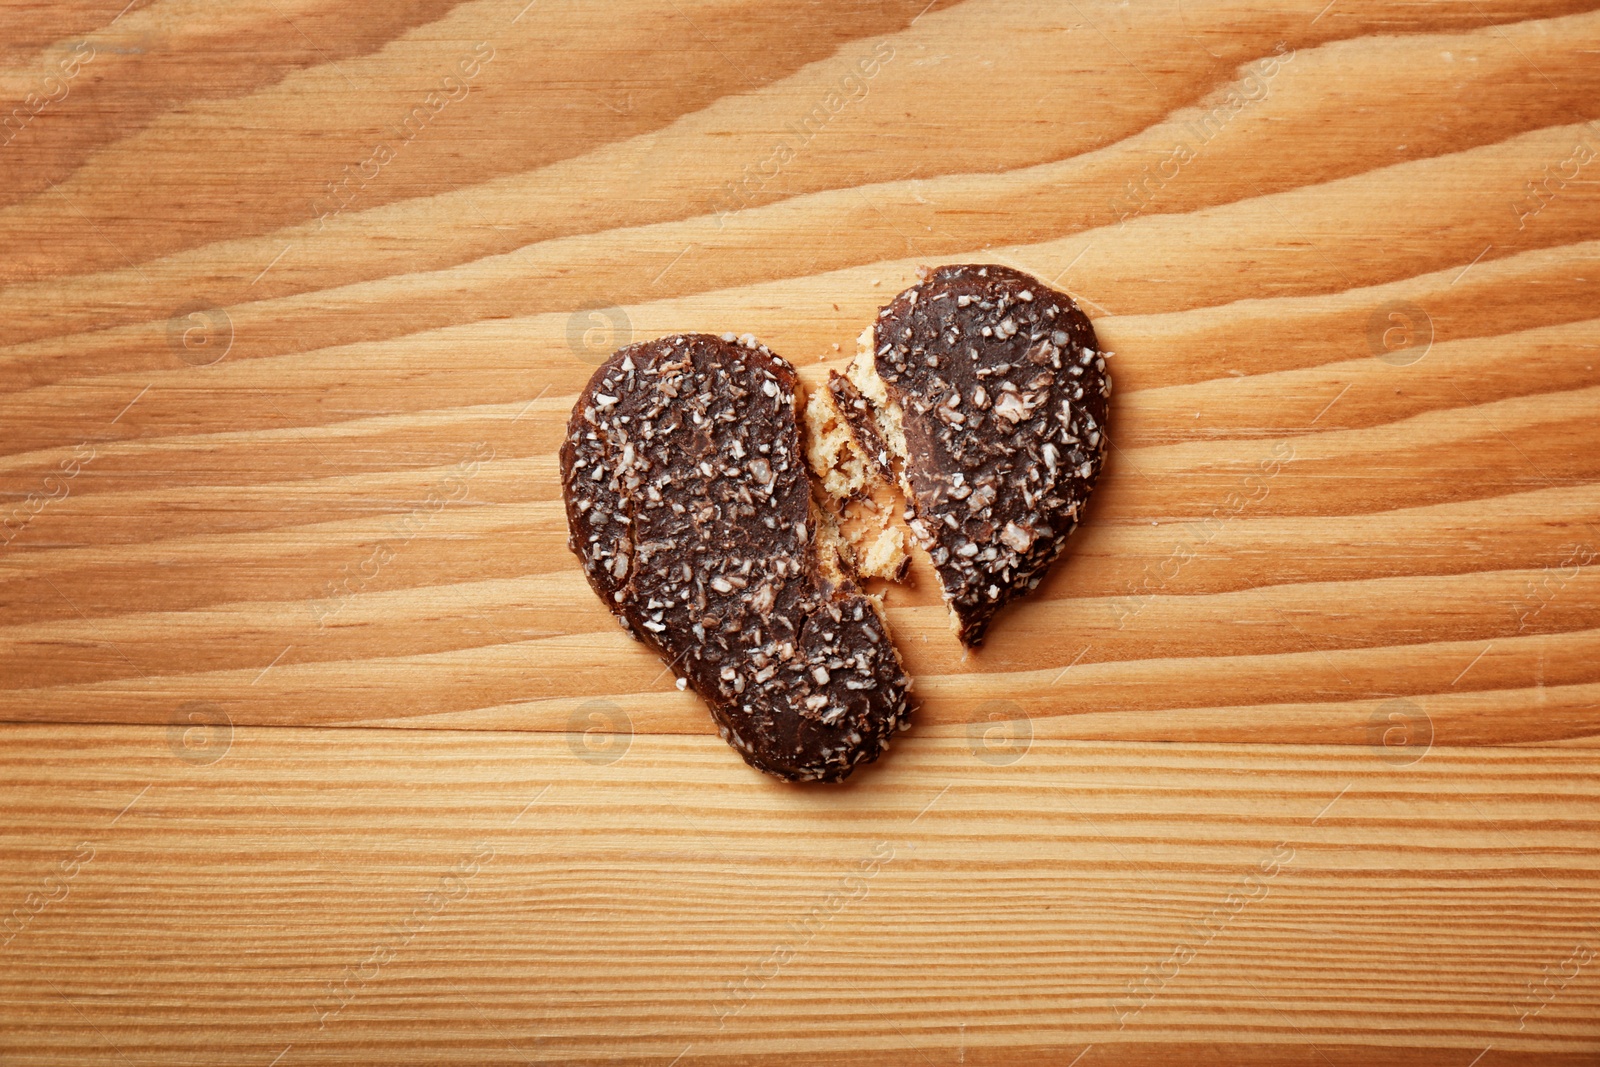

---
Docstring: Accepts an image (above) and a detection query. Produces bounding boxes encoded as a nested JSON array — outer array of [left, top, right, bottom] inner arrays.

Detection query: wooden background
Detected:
[[3, 0, 1599, 1062]]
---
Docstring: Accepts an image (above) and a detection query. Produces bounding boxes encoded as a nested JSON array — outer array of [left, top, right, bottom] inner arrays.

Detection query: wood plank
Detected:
[[6, 246, 1598, 736], [2, 725, 1597, 1065]]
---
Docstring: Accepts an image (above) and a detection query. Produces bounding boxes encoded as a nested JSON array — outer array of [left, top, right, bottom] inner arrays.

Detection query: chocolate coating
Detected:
[[871, 265, 1111, 645], [560, 333, 912, 782]]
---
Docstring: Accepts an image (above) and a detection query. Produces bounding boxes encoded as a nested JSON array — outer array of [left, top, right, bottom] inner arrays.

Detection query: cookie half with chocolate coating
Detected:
[[560, 333, 912, 782], [847, 265, 1111, 646]]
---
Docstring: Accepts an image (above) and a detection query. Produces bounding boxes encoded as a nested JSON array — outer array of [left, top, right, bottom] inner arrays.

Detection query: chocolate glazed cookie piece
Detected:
[[560, 333, 912, 783], [849, 265, 1111, 646]]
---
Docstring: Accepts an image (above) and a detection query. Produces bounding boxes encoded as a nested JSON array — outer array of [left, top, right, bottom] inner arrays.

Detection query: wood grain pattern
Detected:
[[4, 727, 1600, 1065], [2, 0, 1599, 1061]]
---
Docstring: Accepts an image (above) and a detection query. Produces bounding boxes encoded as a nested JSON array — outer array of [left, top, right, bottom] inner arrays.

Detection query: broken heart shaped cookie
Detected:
[[560, 333, 912, 782], [818, 265, 1111, 645], [559, 266, 1108, 779]]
